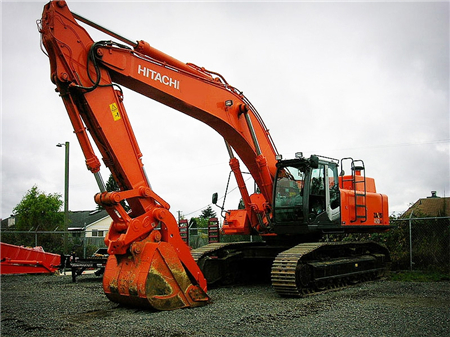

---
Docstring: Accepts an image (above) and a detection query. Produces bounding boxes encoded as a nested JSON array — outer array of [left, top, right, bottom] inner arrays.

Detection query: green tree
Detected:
[[13, 185, 63, 231], [105, 173, 120, 192], [12, 185, 64, 252], [190, 205, 217, 229], [200, 205, 217, 220], [192, 216, 208, 229]]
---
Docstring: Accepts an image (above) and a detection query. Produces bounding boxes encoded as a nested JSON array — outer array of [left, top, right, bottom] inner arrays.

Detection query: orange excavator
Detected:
[[39, 1, 390, 310]]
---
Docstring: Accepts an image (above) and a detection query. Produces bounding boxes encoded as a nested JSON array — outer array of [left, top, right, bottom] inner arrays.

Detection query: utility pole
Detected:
[[57, 142, 70, 254]]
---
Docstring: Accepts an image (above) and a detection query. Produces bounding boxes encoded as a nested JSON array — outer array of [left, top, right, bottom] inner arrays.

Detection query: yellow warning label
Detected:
[[110, 103, 121, 121]]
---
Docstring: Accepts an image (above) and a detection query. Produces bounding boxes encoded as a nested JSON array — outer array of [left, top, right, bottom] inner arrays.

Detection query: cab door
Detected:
[[308, 163, 340, 224]]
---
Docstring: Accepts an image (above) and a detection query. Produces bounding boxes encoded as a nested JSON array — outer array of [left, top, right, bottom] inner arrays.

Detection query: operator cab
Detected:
[[272, 154, 341, 235]]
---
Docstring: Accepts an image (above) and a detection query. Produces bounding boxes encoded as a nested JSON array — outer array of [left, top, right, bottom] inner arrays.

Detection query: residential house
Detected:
[[1, 209, 111, 237], [402, 191, 450, 218], [67, 209, 111, 237], [1, 217, 15, 230]]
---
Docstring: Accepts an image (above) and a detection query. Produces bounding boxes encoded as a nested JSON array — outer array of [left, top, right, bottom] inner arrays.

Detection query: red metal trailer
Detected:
[[0, 242, 61, 275]]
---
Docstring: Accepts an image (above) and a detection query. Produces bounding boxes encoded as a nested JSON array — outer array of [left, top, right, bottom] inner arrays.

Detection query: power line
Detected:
[[183, 176, 253, 217], [306, 138, 449, 153]]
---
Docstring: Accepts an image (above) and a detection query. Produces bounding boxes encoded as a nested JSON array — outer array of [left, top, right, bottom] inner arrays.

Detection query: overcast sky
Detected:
[[1, 0, 449, 221]]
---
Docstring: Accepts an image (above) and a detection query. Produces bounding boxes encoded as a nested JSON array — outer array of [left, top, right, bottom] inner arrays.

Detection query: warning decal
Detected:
[[110, 103, 121, 121]]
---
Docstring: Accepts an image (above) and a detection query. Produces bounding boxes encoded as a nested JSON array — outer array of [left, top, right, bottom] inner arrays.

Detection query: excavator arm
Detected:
[[39, 1, 212, 310], [39, 0, 278, 309]]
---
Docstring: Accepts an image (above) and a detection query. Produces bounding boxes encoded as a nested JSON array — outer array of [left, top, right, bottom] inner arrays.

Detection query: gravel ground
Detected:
[[1, 272, 449, 337]]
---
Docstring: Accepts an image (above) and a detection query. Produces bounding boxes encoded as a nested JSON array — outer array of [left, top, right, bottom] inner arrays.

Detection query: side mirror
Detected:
[[310, 155, 319, 169], [211, 192, 229, 217], [212, 192, 218, 205]]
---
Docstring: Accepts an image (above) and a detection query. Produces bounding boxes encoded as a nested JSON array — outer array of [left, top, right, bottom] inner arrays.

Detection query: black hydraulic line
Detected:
[[72, 11, 137, 48]]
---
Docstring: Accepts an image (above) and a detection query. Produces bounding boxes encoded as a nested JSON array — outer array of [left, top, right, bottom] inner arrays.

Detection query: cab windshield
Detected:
[[274, 166, 305, 222]]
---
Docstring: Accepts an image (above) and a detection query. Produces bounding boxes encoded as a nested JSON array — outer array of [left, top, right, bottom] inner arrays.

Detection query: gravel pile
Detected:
[[1, 273, 449, 337]]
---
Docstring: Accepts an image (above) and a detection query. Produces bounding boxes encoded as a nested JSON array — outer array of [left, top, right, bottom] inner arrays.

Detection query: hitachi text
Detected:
[[137, 65, 180, 90]]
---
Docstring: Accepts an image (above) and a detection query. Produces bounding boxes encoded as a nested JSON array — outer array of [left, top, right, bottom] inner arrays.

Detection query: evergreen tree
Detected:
[[97, 174, 130, 211], [200, 205, 217, 220]]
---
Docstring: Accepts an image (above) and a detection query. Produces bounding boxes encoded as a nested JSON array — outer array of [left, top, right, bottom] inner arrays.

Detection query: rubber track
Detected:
[[191, 241, 265, 263], [191, 242, 234, 263], [271, 243, 325, 297], [271, 242, 389, 297]]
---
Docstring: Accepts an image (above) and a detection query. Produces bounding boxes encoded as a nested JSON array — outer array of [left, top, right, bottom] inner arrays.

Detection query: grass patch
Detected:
[[389, 270, 450, 282]]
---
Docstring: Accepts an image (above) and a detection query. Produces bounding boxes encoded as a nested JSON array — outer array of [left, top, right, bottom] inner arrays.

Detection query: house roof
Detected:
[[1, 209, 110, 230], [402, 193, 450, 218], [68, 209, 109, 229]]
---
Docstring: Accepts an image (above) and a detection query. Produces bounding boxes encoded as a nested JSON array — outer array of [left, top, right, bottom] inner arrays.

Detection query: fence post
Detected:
[[409, 211, 414, 271], [83, 231, 87, 259]]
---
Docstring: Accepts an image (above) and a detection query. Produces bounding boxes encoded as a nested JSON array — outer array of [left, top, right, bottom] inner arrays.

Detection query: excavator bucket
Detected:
[[103, 241, 209, 311]]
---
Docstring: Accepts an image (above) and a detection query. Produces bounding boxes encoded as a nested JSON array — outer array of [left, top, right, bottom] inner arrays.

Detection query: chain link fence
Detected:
[[389, 217, 450, 273], [2, 217, 449, 274], [324, 217, 450, 274], [0, 227, 256, 257]]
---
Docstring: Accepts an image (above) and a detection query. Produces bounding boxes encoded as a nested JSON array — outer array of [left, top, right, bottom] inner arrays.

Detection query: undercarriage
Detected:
[[191, 240, 390, 296]]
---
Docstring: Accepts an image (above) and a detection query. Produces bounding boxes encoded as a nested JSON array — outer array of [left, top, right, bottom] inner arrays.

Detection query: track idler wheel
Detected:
[[103, 240, 209, 311]]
